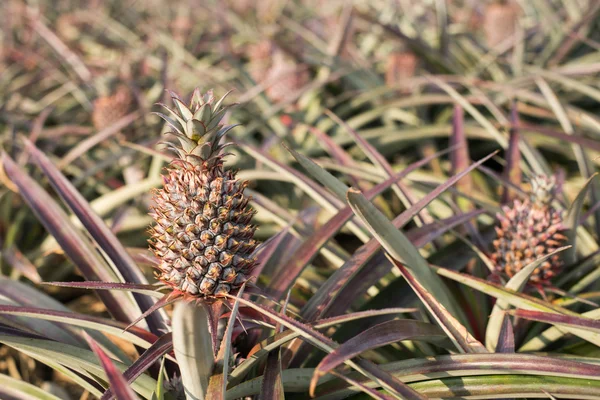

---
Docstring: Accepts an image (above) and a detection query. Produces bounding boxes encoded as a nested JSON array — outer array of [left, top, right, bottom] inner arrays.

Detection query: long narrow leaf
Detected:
[[1, 153, 139, 324], [25, 140, 166, 334], [85, 333, 138, 400]]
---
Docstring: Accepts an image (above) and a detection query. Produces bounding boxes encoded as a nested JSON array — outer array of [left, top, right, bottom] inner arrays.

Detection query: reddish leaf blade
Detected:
[[497, 315, 515, 354], [320, 210, 483, 321], [1, 153, 137, 325], [84, 333, 137, 400], [295, 147, 460, 318], [502, 103, 522, 203], [393, 260, 488, 354], [260, 346, 285, 400], [225, 295, 425, 400], [315, 320, 447, 377], [43, 281, 162, 296], [326, 109, 433, 226], [1, 246, 42, 283], [450, 104, 474, 205], [25, 140, 167, 334], [0, 304, 159, 344], [101, 333, 173, 400], [509, 309, 600, 332]]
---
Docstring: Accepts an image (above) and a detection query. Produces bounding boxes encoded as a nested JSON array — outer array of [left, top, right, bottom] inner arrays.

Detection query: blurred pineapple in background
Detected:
[[491, 175, 567, 288], [385, 48, 418, 93], [483, 0, 520, 48], [248, 39, 310, 104], [91, 84, 133, 131]]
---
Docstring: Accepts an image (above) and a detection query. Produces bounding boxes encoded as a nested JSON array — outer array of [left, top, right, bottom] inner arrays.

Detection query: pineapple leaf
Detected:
[[485, 245, 571, 351], [171, 97, 194, 121], [346, 188, 467, 324], [285, 143, 349, 200], [153, 112, 185, 136], [565, 173, 599, 264], [157, 104, 187, 129], [84, 333, 138, 400], [392, 259, 488, 354]]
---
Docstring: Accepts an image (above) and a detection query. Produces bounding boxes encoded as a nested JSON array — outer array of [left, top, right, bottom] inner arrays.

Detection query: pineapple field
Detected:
[[2, 0, 600, 399]]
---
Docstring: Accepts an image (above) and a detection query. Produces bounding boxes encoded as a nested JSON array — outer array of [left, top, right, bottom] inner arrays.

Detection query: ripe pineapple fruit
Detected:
[[491, 175, 567, 286], [149, 89, 258, 298]]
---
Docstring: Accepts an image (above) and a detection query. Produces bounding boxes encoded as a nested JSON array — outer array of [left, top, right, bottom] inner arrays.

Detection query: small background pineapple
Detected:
[[491, 175, 567, 287], [149, 89, 258, 299], [92, 84, 133, 131]]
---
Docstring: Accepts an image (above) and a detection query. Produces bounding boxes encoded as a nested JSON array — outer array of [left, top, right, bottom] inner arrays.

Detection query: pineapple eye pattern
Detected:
[[149, 90, 258, 298]]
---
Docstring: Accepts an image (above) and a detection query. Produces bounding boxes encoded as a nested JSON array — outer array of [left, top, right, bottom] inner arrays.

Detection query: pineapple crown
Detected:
[[529, 174, 560, 207], [155, 89, 239, 168]]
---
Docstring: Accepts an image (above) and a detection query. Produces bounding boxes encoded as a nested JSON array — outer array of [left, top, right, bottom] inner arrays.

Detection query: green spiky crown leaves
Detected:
[[155, 89, 238, 169]]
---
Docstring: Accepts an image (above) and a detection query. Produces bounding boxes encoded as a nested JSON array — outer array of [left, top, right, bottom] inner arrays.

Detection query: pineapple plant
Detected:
[[491, 174, 567, 287], [149, 89, 258, 299]]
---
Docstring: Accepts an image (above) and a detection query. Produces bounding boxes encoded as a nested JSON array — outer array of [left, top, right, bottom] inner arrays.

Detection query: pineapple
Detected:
[[149, 89, 258, 298], [92, 85, 133, 131], [491, 175, 567, 286]]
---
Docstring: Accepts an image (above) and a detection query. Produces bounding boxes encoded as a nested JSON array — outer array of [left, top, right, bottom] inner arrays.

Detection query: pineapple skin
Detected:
[[149, 89, 257, 298], [491, 175, 566, 286]]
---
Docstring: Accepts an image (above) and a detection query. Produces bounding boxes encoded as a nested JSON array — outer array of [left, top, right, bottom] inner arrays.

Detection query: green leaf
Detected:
[[0, 335, 156, 399], [485, 246, 571, 351], [565, 173, 598, 265], [346, 189, 466, 325], [0, 373, 63, 400]]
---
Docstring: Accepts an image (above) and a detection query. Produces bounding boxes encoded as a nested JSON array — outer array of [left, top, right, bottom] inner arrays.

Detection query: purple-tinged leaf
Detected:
[[125, 293, 181, 332], [518, 122, 600, 152], [497, 315, 515, 353], [547, 1, 600, 66], [229, 307, 419, 386], [329, 370, 396, 400], [325, 109, 433, 226], [502, 103, 522, 203], [315, 320, 447, 377], [0, 305, 159, 345], [1, 246, 42, 283], [309, 126, 365, 190], [279, 146, 457, 305], [225, 295, 426, 400], [1, 153, 137, 325], [315, 308, 419, 327], [237, 140, 343, 208], [43, 281, 163, 297], [0, 278, 130, 359], [342, 152, 497, 322], [313, 353, 600, 398], [449, 105, 473, 202], [393, 260, 488, 354], [84, 333, 137, 400], [58, 111, 141, 169], [0, 323, 48, 340], [251, 225, 290, 279], [323, 210, 483, 321], [260, 347, 285, 400], [25, 140, 167, 334], [101, 333, 173, 400], [508, 309, 600, 332]]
